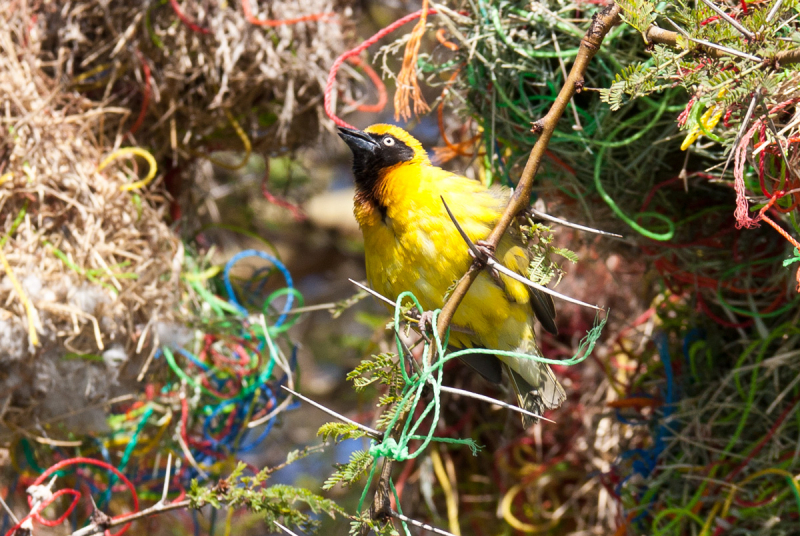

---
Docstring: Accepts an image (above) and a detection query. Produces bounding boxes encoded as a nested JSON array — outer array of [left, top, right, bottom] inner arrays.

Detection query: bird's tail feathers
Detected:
[[504, 363, 566, 428]]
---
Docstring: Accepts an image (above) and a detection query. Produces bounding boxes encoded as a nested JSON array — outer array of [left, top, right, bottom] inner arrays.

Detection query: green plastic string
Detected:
[[0, 201, 27, 249], [491, 6, 580, 59], [255, 317, 279, 386], [390, 479, 412, 536], [162, 346, 222, 398], [356, 290, 607, 516], [263, 287, 304, 334], [188, 278, 243, 317], [715, 260, 800, 319], [593, 143, 675, 241], [107, 406, 153, 494]]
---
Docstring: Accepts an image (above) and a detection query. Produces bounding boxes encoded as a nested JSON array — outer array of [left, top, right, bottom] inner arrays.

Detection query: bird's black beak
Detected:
[[338, 126, 380, 155]]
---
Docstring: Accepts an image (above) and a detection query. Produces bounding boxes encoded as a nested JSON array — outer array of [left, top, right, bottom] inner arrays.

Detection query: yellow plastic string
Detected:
[[188, 110, 251, 171], [183, 265, 223, 281], [430, 448, 461, 536], [499, 483, 558, 533], [698, 501, 722, 536], [719, 468, 800, 520], [223, 506, 235, 536], [0, 172, 12, 186], [134, 411, 173, 457], [70, 62, 121, 91], [681, 88, 728, 150], [97, 147, 158, 191], [0, 246, 40, 346]]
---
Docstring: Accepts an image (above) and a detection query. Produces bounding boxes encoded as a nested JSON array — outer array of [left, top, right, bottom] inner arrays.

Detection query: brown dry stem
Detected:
[[434, 3, 622, 340], [645, 25, 800, 65]]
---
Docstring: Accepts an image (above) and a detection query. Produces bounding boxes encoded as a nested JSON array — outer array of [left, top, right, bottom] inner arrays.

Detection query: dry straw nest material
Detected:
[[0, 11, 180, 435], [36, 0, 353, 160], [0, 0, 355, 436]]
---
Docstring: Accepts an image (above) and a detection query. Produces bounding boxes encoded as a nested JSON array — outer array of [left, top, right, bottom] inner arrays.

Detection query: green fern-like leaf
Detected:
[[617, 0, 657, 37], [551, 247, 579, 264], [323, 450, 374, 490], [375, 400, 410, 430], [317, 422, 368, 443], [350, 516, 400, 536], [346, 353, 400, 392]]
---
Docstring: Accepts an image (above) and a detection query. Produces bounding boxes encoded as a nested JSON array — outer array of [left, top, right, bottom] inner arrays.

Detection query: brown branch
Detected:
[[357, 459, 394, 536], [434, 3, 622, 340], [644, 25, 800, 65], [357, 7, 623, 536], [68, 500, 191, 536]]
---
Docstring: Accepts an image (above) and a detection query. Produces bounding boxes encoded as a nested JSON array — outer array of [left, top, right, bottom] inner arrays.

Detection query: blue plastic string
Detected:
[[222, 249, 294, 326]]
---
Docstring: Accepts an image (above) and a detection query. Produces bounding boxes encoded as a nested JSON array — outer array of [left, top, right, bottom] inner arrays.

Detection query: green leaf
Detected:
[[323, 450, 374, 490], [318, 422, 368, 443]]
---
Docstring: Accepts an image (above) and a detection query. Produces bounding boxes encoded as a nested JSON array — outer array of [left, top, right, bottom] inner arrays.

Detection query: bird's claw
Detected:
[[469, 239, 496, 262], [418, 310, 435, 334], [470, 240, 502, 282]]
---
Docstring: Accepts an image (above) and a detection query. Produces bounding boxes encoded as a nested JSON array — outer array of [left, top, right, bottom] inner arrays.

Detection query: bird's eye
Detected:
[[383, 137, 395, 147]]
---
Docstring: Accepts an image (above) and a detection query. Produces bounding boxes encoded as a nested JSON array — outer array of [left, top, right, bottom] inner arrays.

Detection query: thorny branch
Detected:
[[434, 3, 622, 339], [644, 24, 800, 66], [68, 500, 192, 536], [359, 3, 623, 535]]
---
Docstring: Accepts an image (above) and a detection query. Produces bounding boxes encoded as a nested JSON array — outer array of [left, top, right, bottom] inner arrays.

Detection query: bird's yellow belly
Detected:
[[363, 218, 534, 352]]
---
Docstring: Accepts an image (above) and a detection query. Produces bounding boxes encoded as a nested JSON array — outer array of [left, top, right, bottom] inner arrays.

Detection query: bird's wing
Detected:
[[457, 352, 503, 384], [504, 362, 566, 428], [530, 289, 558, 335], [431, 172, 558, 334], [497, 243, 558, 335]]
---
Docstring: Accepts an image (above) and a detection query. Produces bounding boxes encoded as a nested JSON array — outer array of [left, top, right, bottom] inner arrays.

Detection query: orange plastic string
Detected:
[[241, 0, 334, 27], [432, 70, 481, 164], [394, 0, 431, 121], [436, 28, 459, 51], [324, 9, 437, 129]]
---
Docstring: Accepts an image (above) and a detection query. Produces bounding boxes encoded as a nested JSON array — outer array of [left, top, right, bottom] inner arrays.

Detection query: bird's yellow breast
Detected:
[[355, 162, 536, 351]]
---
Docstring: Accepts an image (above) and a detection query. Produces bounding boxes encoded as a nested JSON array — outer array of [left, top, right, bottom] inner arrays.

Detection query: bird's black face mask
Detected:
[[338, 127, 415, 192]]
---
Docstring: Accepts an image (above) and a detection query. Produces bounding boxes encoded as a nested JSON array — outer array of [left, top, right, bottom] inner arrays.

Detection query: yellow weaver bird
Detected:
[[339, 124, 565, 426]]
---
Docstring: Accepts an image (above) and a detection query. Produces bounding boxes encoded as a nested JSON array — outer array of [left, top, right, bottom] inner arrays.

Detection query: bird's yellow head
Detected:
[[338, 124, 429, 203]]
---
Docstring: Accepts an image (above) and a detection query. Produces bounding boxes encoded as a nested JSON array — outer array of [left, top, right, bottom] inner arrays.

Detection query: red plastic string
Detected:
[[761, 213, 800, 290], [733, 98, 799, 229], [34, 489, 82, 527], [724, 392, 800, 484], [169, 0, 211, 34], [696, 292, 753, 328], [180, 396, 192, 449], [739, 0, 748, 14], [700, 15, 721, 25], [129, 50, 151, 135], [241, 0, 334, 27], [324, 9, 438, 129], [677, 97, 696, 127], [3, 457, 141, 536], [260, 161, 307, 221], [343, 56, 388, 113], [723, 108, 733, 128], [757, 125, 771, 197]]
